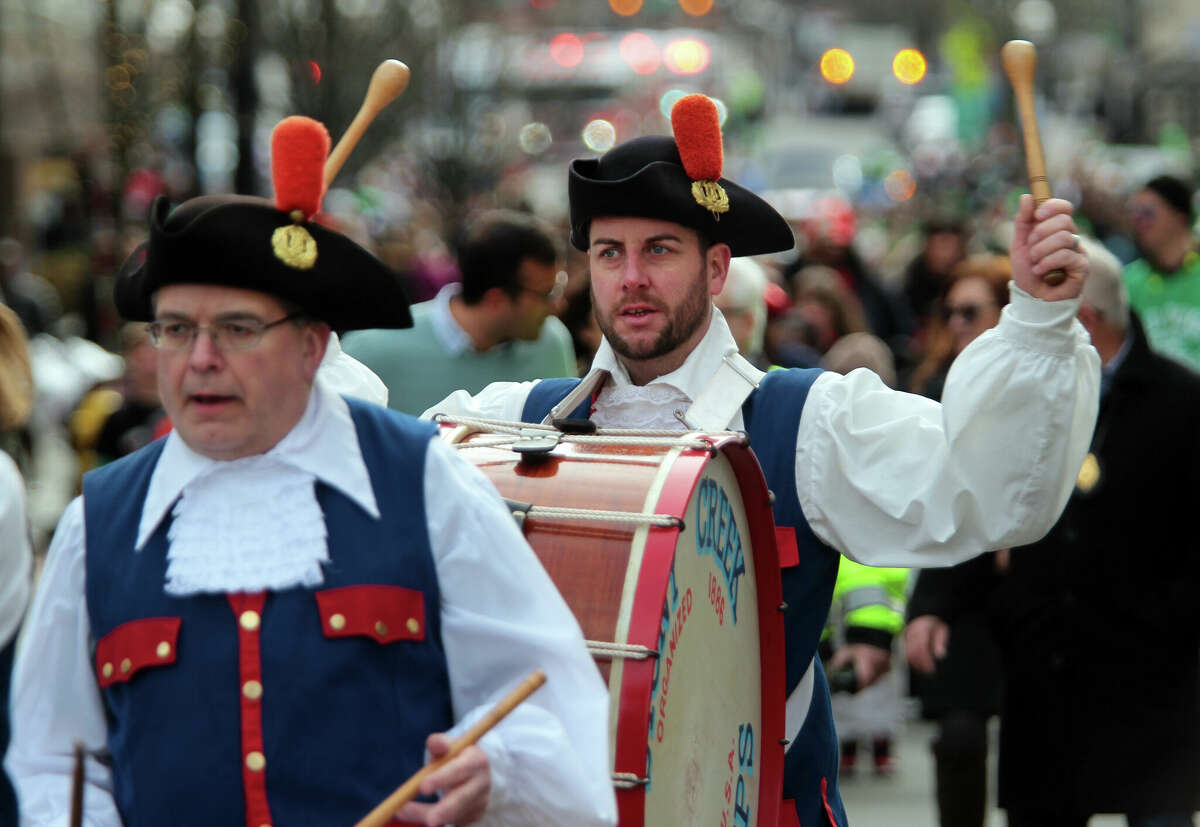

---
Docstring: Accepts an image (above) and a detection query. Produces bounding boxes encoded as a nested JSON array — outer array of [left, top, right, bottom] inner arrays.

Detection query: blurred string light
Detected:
[[663, 38, 710, 74], [550, 32, 585, 68], [609, 0, 642, 15], [519, 122, 553, 155], [679, 0, 713, 14], [582, 119, 617, 152], [884, 169, 916, 202], [308, 60, 322, 84], [892, 49, 927, 84], [620, 32, 660, 74], [820, 48, 855, 84]]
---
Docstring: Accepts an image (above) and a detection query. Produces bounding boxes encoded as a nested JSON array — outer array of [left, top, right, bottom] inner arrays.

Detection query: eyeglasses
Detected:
[[146, 313, 302, 351], [941, 303, 986, 324], [518, 270, 568, 303]]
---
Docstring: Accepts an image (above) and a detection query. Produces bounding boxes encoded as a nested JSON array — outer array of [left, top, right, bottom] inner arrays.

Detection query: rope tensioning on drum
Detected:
[[611, 773, 650, 789], [585, 640, 657, 660], [506, 501, 683, 529], [434, 414, 719, 452]]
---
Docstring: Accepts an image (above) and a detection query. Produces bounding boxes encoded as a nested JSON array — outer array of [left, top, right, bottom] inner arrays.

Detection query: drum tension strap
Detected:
[[677, 352, 765, 431]]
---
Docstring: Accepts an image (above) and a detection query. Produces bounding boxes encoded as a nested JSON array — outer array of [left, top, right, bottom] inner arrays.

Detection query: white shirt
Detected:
[[6, 383, 617, 827], [427, 284, 1101, 568], [428, 281, 475, 355]]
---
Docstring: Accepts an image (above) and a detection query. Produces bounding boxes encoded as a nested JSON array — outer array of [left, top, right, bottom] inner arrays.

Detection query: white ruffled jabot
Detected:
[[164, 455, 328, 596], [591, 383, 692, 431]]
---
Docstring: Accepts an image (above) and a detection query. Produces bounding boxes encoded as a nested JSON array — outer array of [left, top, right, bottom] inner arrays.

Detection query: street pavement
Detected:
[[838, 716, 1128, 827]]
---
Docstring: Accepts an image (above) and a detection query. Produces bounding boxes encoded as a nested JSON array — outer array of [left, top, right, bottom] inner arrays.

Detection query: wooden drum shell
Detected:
[[441, 426, 785, 827]]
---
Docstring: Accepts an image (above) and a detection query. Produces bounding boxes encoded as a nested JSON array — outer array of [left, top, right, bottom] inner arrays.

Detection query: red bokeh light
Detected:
[[308, 60, 321, 85], [549, 33, 585, 68], [619, 32, 660, 75]]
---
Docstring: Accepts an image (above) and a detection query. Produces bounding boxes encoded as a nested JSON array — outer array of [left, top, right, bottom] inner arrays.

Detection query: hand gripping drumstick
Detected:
[[1001, 39, 1067, 287], [354, 669, 548, 827], [323, 59, 411, 191]]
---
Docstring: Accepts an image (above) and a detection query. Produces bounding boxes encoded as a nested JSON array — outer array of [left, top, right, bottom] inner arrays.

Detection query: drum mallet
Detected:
[[323, 59, 410, 191], [354, 669, 548, 827], [1001, 39, 1066, 286]]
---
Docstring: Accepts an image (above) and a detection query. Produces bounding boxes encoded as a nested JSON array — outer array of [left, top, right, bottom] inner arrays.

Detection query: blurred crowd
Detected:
[[1, 111, 1199, 825]]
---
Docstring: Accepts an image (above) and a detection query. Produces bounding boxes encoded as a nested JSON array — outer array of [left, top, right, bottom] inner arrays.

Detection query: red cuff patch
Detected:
[[316, 585, 427, 644], [780, 797, 802, 827], [95, 617, 181, 688], [775, 526, 800, 568]]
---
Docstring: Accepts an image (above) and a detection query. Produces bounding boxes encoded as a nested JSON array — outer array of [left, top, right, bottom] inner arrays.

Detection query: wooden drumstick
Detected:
[[323, 59, 411, 190], [1001, 39, 1067, 287], [69, 742, 85, 827], [353, 669, 547, 827]]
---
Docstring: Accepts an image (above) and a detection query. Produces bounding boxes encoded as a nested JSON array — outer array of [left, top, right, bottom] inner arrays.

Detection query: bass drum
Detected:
[[439, 420, 785, 827]]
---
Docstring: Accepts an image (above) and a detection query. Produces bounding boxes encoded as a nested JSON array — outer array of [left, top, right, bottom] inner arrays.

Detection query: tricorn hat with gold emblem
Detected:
[[567, 94, 793, 257], [114, 116, 412, 331]]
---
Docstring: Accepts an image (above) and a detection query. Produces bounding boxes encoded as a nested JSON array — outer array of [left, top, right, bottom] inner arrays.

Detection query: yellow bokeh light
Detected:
[[679, 0, 713, 15], [884, 169, 917, 202], [893, 49, 927, 85], [609, 0, 642, 15], [820, 48, 855, 85], [664, 38, 710, 75]]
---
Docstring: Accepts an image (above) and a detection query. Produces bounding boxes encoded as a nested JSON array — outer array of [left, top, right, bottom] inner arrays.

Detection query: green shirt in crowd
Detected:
[[342, 285, 577, 417], [1124, 248, 1200, 372]]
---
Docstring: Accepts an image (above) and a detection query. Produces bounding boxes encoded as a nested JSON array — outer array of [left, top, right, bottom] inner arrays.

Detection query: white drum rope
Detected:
[[585, 640, 657, 660], [514, 504, 682, 528], [611, 772, 650, 789], [434, 413, 718, 450]]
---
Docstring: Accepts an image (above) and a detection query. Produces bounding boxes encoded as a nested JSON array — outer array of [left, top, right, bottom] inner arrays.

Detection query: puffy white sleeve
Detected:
[[5, 498, 123, 827], [797, 285, 1100, 568], [420, 380, 538, 423], [422, 437, 617, 826]]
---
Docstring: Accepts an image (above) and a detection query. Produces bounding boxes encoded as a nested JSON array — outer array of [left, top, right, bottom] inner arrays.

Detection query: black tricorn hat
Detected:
[[114, 117, 412, 331], [568, 95, 793, 257]]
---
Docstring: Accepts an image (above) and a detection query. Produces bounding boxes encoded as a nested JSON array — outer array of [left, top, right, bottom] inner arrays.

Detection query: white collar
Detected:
[[136, 382, 380, 550], [586, 306, 741, 399], [429, 282, 473, 356]]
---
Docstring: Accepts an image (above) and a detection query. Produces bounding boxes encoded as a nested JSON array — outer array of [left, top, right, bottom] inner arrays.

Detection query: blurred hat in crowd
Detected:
[[115, 117, 412, 331], [1141, 174, 1195, 222], [568, 94, 793, 257]]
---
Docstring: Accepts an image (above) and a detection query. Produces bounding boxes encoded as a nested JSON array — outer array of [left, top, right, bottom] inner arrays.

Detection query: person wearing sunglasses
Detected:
[[1123, 174, 1200, 370], [908, 254, 1011, 401], [343, 209, 576, 416]]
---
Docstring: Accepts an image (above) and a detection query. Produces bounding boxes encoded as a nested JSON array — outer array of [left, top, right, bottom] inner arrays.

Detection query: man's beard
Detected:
[[594, 266, 710, 362]]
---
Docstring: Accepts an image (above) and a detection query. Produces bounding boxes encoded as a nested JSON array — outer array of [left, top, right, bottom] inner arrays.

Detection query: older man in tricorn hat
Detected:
[[6, 117, 617, 827], [426, 94, 1100, 826]]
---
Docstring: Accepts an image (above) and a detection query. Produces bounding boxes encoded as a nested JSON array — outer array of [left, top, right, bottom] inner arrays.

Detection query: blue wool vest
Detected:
[[523, 370, 848, 827], [83, 399, 453, 827]]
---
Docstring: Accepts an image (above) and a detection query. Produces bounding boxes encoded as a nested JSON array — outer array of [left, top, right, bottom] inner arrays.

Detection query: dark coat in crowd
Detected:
[[919, 312, 1200, 817]]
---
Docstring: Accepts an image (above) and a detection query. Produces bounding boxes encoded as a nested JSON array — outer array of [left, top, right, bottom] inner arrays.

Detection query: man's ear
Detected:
[[707, 243, 733, 296], [480, 286, 515, 310]]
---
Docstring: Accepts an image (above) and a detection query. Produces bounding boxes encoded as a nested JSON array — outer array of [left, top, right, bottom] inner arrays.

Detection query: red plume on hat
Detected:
[[271, 116, 330, 220], [268, 116, 330, 269], [670, 94, 729, 219]]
